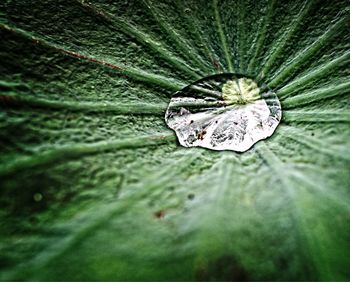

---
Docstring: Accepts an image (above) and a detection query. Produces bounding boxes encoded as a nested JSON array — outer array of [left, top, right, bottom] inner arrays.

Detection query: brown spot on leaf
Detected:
[[213, 59, 221, 71]]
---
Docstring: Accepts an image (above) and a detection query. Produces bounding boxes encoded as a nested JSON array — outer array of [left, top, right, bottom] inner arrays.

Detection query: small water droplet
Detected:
[[33, 192, 43, 202], [165, 74, 282, 152], [184, 8, 191, 14]]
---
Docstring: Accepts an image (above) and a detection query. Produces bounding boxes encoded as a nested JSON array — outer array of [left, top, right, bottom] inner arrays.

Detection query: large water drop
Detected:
[[165, 74, 281, 152]]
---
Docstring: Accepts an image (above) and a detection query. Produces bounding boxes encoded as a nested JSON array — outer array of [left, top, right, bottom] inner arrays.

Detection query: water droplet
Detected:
[[165, 74, 282, 152], [33, 192, 43, 202]]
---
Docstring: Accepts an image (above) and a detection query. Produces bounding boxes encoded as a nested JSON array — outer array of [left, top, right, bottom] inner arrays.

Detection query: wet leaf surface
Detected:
[[0, 0, 349, 280]]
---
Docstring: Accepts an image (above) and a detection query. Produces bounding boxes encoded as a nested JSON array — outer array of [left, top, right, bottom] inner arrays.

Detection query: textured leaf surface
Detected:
[[0, 0, 349, 280]]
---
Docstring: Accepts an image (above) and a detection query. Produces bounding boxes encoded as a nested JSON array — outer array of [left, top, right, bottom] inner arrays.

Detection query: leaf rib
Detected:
[[0, 133, 175, 178], [268, 16, 348, 88], [246, 0, 277, 74], [277, 51, 350, 98], [282, 80, 350, 108], [278, 126, 350, 162], [173, 0, 222, 72], [237, 0, 247, 73], [141, 0, 212, 74], [290, 168, 350, 213], [283, 110, 350, 123], [76, 0, 201, 79], [0, 23, 186, 92], [0, 93, 167, 115], [258, 0, 317, 79], [213, 0, 234, 72], [257, 143, 337, 281]]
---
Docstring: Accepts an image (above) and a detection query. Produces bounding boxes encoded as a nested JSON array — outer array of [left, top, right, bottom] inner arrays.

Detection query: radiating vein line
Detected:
[[258, 0, 316, 79], [0, 151, 202, 280], [120, 150, 204, 200], [0, 80, 30, 90], [76, 0, 201, 79], [259, 145, 350, 216], [283, 111, 350, 123], [215, 156, 239, 202], [141, 0, 212, 73], [256, 143, 316, 276], [268, 16, 348, 88], [26, 126, 87, 136], [191, 155, 241, 216], [257, 143, 344, 280], [0, 116, 28, 130], [277, 51, 350, 98], [256, 144, 290, 189], [213, 0, 234, 72], [0, 133, 175, 178], [291, 169, 350, 213], [173, 0, 220, 72], [282, 81, 350, 109], [0, 93, 167, 115], [0, 23, 186, 92], [246, 0, 277, 74], [237, 0, 246, 73], [278, 126, 350, 161]]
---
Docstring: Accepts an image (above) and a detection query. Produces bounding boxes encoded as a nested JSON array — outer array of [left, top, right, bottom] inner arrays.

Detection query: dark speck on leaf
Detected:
[[213, 60, 221, 71], [195, 255, 249, 281], [154, 210, 165, 219], [188, 194, 195, 200]]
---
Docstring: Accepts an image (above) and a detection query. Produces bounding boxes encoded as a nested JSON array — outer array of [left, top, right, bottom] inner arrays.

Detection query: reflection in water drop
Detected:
[[165, 74, 281, 152]]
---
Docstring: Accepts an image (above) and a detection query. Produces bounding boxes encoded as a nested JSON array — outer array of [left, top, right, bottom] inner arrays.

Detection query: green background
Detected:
[[0, 0, 349, 280]]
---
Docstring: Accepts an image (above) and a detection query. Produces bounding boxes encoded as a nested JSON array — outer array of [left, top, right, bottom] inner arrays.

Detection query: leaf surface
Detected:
[[0, 0, 349, 280]]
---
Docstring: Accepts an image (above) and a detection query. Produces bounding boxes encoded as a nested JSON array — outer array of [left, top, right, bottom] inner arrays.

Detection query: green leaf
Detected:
[[0, 0, 349, 280]]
